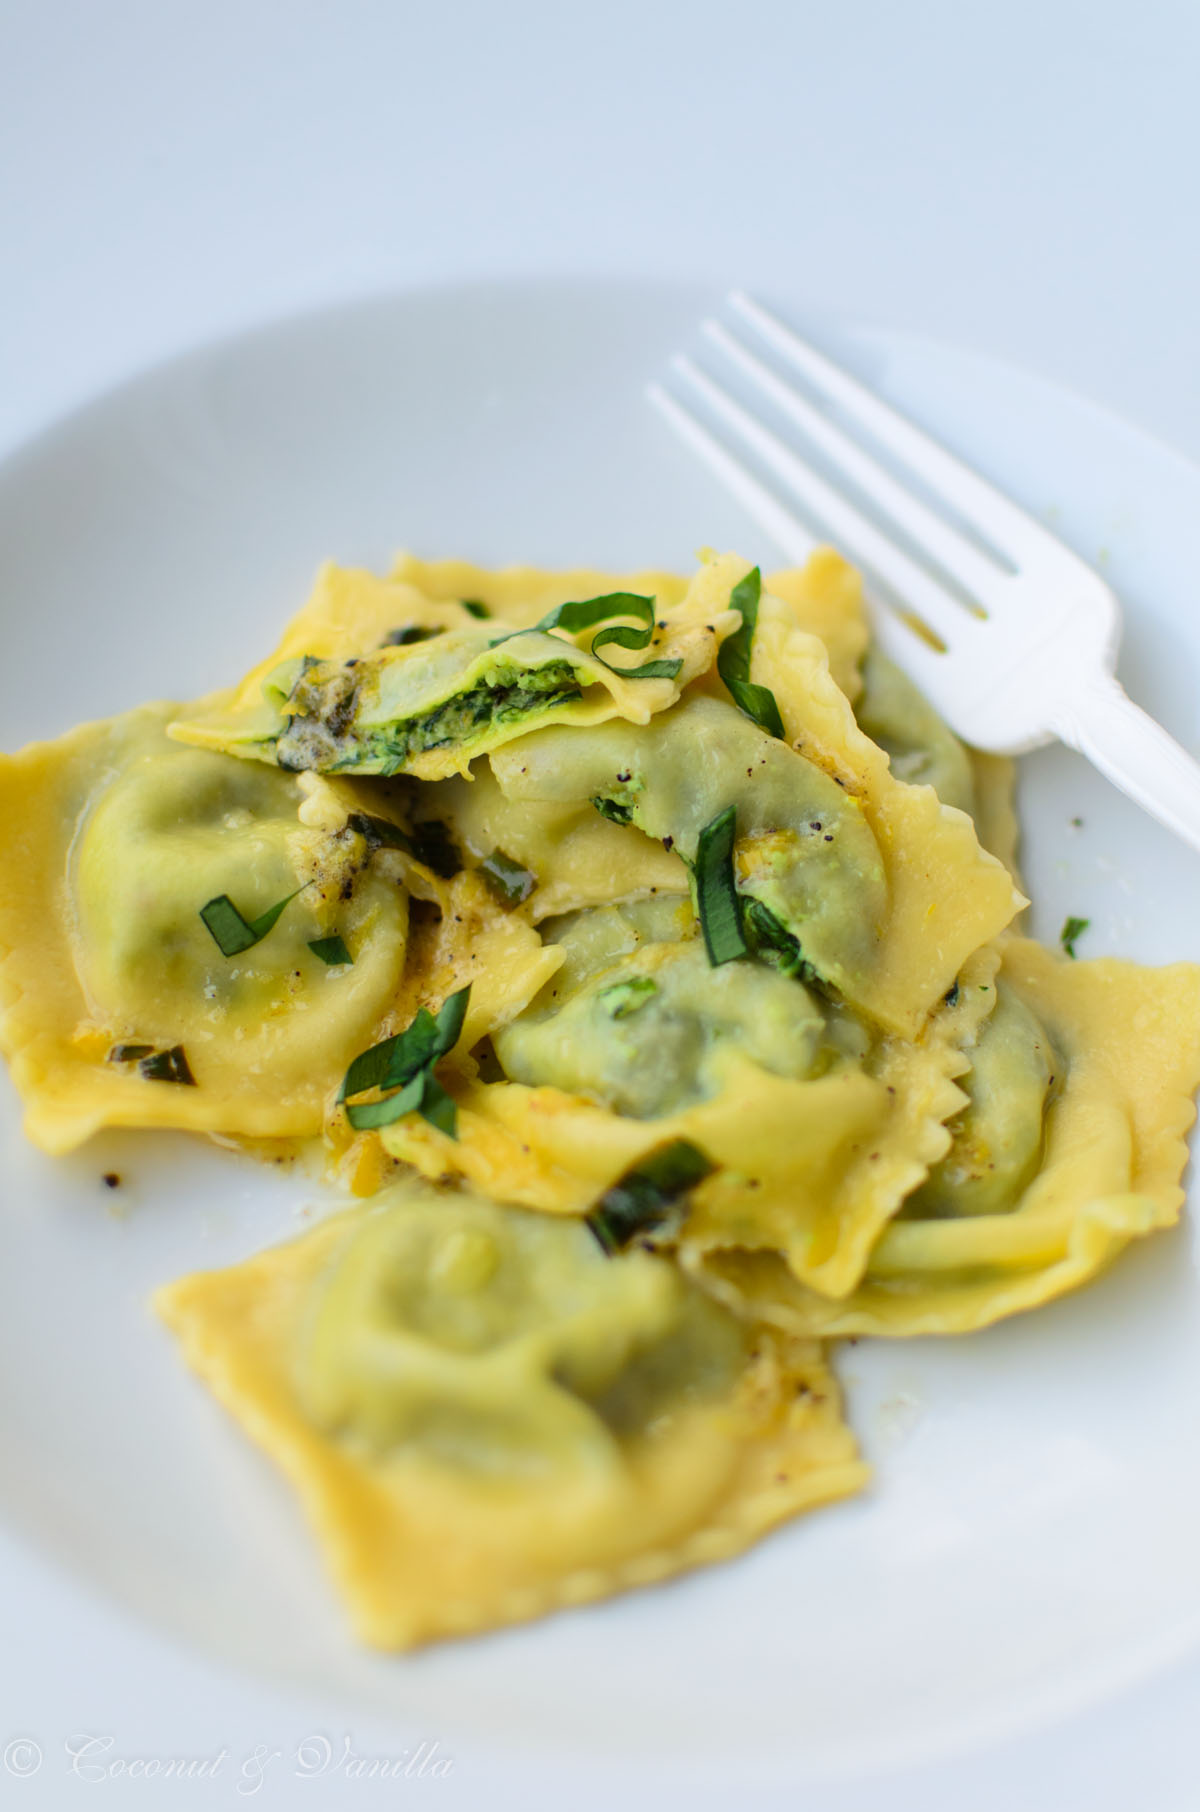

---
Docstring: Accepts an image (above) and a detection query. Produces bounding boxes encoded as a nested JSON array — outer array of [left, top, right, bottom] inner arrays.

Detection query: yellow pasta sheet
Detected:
[[157, 1181, 866, 1650], [0, 703, 411, 1151], [378, 945, 1001, 1299], [701, 938, 1200, 1334], [169, 560, 738, 780]]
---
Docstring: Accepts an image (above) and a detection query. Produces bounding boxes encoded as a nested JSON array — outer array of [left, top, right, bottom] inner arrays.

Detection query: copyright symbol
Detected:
[[3, 1738, 42, 1777]]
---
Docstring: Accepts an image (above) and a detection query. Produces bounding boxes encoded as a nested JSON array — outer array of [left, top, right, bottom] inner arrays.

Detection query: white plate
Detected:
[[4, 279, 1200, 1812]]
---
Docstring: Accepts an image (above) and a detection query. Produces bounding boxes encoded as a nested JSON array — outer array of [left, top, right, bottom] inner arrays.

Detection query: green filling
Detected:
[[905, 982, 1058, 1219], [276, 661, 584, 775], [855, 647, 975, 816], [494, 899, 837, 1119], [490, 695, 886, 1005], [479, 847, 537, 905], [297, 1184, 746, 1473], [586, 1139, 717, 1254]]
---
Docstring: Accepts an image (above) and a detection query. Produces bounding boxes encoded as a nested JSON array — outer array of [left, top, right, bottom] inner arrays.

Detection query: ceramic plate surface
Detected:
[[4, 279, 1200, 1810]]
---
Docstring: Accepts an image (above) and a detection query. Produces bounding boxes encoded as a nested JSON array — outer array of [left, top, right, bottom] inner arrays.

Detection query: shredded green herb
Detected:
[[415, 1073, 458, 1138], [340, 985, 471, 1134], [586, 1139, 716, 1255], [342, 1070, 428, 1131], [1060, 915, 1090, 959], [492, 592, 682, 682], [382, 625, 444, 647], [597, 976, 658, 1019], [410, 819, 462, 878], [943, 979, 961, 1008], [461, 599, 490, 619], [591, 795, 633, 826], [106, 1043, 154, 1064], [479, 848, 536, 905], [741, 897, 814, 983], [695, 805, 748, 967], [199, 888, 303, 957], [137, 1046, 196, 1086], [347, 811, 462, 878], [347, 811, 413, 853], [308, 934, 353, 967], [717, 568, 785, 739]]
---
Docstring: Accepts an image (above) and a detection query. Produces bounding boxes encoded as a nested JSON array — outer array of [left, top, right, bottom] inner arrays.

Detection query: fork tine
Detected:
[[672, 355, 977, 652], [729, 291, 1088, 579], [646, 383, 818, 564], [648, 382, 951, 697], [703, 318, 1000, 608]]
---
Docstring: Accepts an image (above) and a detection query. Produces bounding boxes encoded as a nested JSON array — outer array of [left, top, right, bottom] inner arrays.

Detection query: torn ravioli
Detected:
[[380, 909, 1000, 1299], [156, 1180, 866, 1650], [699, 938, 1200, 1336], [0, 703, 409, 1152], [169, 559, 739, 781]]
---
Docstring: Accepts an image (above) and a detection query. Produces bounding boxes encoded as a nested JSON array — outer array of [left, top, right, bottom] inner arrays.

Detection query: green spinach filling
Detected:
[[275, 659, 584, 774]]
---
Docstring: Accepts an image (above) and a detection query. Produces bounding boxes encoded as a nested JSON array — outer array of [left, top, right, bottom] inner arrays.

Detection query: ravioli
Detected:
[[3, 539, 1198, 1662], [854, 646, 977, 817], [492, 694, 892, 1010], [378, 905, 1001, 1298], [170, 558, 740, 781], [767, 550, 869, 704], [157, 1179, 867, 1649], [425, 763, 688, 922], [491, 649, 1021, 1036], [0, 703, 411, 1150], [851, 642, 1020, 875], [700, 938, 1200, 1335], [739, 581, 1023, 1029], [768, 549, 1021, 875], [321, 862, 566, 1199]]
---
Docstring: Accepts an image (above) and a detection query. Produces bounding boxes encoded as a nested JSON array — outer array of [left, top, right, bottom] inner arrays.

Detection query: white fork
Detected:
[[649, 290, 1200, 856]]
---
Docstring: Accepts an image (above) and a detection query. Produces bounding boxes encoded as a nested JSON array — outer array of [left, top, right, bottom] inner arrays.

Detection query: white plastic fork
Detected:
[[649, 290, 1200, 855]]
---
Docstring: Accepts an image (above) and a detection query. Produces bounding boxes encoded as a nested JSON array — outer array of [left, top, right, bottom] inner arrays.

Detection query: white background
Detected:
[[4, 0, 1200, 463], [4, 3, 1200, 1807]]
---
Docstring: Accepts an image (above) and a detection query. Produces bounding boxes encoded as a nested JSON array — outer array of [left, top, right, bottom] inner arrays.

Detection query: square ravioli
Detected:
[[157, 1181, 867, 1649]]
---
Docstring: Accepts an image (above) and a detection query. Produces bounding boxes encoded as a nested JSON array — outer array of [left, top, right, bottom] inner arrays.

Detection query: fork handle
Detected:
[[1051, 670, 1200, 855]]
